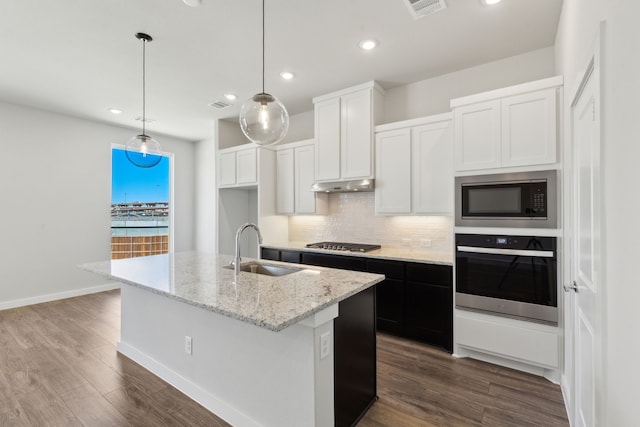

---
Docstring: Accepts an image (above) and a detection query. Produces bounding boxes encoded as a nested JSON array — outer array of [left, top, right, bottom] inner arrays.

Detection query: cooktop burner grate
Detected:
[[305, 242, 382, 253]]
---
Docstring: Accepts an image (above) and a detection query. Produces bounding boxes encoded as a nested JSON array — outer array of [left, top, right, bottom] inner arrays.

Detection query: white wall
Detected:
[[382, 47, 556, 124], [0, 101, 195, 308], [555, 0, 640, 424]]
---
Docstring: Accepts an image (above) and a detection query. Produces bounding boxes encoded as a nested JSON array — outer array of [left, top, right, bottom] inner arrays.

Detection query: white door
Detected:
[[374, 128, 411, 214], [568, 50, 602, 427]]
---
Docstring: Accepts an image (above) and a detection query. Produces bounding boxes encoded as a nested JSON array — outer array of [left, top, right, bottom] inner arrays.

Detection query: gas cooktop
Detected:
[[305, 242, 382, 253]]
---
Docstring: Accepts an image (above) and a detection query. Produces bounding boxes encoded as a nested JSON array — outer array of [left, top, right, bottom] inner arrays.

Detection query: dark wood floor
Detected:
[[0, 290, 568, 426]]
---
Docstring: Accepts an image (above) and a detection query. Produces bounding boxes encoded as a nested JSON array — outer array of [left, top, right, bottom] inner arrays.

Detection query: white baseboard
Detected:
[[116, 341, 261, 427], [0, 282, 121, 311]]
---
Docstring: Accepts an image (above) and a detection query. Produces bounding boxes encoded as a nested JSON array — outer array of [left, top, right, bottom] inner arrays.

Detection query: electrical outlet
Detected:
[[421, 239, 432, 248], [185, 335, 192, 355], [320, 332, 331, 360]]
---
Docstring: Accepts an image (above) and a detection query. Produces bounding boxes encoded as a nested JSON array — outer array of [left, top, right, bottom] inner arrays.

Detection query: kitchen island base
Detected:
[[119, 284, 336, 427], [118, 283, 377, 427]]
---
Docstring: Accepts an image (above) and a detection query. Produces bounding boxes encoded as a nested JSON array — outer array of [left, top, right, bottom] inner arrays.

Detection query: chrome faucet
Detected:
[[233, 223, 263, 274]]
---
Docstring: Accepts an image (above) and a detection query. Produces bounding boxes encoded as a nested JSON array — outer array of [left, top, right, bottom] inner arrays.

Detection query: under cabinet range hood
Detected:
[[310, 179, 375, 193]]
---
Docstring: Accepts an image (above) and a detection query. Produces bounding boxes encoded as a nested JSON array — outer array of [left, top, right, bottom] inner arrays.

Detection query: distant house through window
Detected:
[[111, 147, 170, 259]]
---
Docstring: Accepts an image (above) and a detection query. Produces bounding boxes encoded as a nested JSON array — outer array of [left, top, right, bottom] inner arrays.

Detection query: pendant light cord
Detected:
[[262, 0, 265, 94], [142, 37, 147, 136]]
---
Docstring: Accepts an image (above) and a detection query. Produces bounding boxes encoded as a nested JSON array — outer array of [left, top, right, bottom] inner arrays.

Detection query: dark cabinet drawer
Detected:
[[301, 252, 366, 271], [365, 259, 404, 280], [280, 250, 301, 263], [406, 262, 452, 287], [261, 248, 280, 261]]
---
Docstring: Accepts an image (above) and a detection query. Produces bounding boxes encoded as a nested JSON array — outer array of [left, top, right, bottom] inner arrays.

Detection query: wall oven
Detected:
[[455, 233, 557, 325], [455, 170, 557, 228]]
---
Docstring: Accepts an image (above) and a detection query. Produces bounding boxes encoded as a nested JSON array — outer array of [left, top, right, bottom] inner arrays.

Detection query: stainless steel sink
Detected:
[[225, 262, 301, 277]]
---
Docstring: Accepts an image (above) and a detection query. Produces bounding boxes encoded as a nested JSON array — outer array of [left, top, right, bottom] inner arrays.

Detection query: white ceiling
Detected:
[[0, 0, 562, 142]]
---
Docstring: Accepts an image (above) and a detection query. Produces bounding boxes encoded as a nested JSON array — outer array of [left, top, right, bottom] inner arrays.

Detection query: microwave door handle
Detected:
[[456, 246, 555, 258]]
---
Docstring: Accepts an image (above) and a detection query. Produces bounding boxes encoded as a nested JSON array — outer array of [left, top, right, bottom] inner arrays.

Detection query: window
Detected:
[[110, 147, 170, 259]]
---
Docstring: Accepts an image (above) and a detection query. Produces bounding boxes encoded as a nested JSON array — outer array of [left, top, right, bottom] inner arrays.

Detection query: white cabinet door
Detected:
[[375, 128, 411, 214], [236, 148, 257, 185], [454, 100, 501, 171], [314, 97, 341, 181], [501, 88, 557, 167], [276, 148, 294, 214], [341, 89, 373, 179], [218, 151, 237, 186], [294, 144, 317, 214], [412, 120, 453, 214]]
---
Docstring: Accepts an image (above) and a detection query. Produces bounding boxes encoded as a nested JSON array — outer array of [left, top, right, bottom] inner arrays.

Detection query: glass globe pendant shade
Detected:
[[125, 134, 163, 168], [239, 92, 289, 146]]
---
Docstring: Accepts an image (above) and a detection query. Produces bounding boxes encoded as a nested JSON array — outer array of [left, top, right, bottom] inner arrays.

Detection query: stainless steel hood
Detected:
[[310, 179, 375, 193]]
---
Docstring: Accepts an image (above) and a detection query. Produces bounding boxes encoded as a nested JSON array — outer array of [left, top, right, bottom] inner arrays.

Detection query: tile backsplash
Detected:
[[288, 192, 453, 253]]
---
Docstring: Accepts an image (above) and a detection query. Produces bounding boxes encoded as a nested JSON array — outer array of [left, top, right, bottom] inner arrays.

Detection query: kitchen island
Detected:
[[81, 252, 384, 427]]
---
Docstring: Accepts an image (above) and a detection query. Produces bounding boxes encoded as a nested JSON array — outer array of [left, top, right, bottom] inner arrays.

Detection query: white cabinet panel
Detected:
[[294, 145, 317, 214], [276, 149, 294, 214], [218, 151, 236, 186], [341, 90, 373, 179], [412, 121, 453, 214], [454, 100, 501, 171], [374, 114, 453, 215], [456, 314, 559, 368], [236, 148, 257, 185], [501, 88, 557, 167], [313, 82, 382, 183], [451, 78, 561, 172], [375, 129, 411, 214], [314, 97, 341, 181]]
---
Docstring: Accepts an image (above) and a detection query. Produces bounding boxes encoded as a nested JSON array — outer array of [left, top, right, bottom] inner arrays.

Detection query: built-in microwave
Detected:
[[455, 170, 557, 228]]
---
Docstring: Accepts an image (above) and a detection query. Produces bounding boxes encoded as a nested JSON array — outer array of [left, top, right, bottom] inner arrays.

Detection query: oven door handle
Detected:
[[456, 246, 555, 258]]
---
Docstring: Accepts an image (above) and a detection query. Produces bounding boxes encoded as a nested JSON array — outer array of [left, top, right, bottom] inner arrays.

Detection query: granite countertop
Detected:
[[261, 242, 454, 266], [80, 252, 384, 332]]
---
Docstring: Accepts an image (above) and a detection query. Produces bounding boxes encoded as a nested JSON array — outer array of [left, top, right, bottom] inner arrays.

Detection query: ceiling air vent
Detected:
[[208, 100, 232, 110], [404, 0, 447, 19]]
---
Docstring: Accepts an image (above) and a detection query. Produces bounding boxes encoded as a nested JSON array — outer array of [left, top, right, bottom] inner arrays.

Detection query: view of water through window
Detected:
[[111, 147, 169, 259]]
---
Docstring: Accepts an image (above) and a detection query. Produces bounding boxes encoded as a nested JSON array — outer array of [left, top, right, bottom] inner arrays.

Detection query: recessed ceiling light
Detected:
[[223, 93, 237, 101], [108, 108, 122, 115], [482, 0, 502, 5], [182, 0, 202, 7], [359, 39, 378, 51], [280, 71, 295, 80]]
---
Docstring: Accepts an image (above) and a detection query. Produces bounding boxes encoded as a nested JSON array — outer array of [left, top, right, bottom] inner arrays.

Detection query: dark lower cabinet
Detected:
[[365, 259, 404, 335], [405, 263, 453, 352], [261, 248, 453, 353], [334, 286, 377, 427]]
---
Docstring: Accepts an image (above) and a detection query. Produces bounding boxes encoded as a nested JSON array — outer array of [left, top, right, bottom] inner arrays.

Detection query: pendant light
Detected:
[[125, 32, 162, 168], [239, 0, 289, 146]]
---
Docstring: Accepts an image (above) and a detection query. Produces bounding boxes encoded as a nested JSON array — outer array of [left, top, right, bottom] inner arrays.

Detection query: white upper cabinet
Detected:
[[501, 88, 557, 167], [276, 140, 327, 215], [451, 76, 562, 172], [374, 114, 453, 215], [218, 145, 258, 188], [375, 128, 411, 214], [314, 97, 341, 181], [412, 120, 454, 214], [276, 149, 294, 214], [294, 144, 321, 214], [313, 81, 384, 182], [453, 100, 501, 171]]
